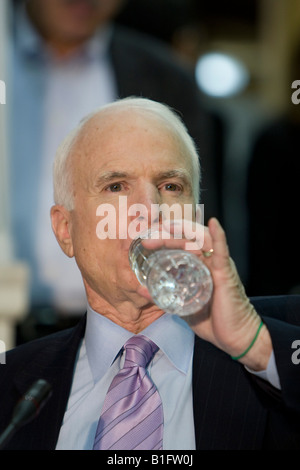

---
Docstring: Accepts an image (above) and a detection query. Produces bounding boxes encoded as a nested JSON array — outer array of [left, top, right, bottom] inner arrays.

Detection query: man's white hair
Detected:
[[53, 97, 201, 210]]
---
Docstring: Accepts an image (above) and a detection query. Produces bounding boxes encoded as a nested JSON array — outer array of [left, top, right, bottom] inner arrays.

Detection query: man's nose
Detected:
[[131, 184, 162, 227]]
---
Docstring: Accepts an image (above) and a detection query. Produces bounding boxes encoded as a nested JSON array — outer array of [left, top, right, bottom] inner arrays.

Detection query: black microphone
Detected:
[[0, 379, 52, 449]]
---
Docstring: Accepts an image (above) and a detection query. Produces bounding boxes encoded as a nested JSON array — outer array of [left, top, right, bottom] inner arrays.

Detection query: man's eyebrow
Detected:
[[156, 169, 192, 184], [95, 171, 129, 187], [94, 169, 192, 187]]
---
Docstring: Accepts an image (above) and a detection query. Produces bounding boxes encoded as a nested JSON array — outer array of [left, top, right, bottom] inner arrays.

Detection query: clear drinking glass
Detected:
[[128, 230, 213, 316]]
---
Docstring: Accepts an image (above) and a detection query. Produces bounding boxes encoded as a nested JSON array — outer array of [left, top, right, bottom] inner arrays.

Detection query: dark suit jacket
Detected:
[[0, 295, 300, 450]]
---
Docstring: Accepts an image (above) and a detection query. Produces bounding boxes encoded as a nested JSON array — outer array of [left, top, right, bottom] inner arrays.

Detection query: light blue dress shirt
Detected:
[[56, 307, 196, 450]]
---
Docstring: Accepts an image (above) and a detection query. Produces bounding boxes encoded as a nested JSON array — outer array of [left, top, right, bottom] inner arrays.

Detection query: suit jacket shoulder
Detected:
[[110, 25, 197, 97]]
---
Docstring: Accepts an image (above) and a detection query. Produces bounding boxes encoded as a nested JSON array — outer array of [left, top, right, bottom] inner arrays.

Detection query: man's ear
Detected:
[[50, 205, 74, 258]]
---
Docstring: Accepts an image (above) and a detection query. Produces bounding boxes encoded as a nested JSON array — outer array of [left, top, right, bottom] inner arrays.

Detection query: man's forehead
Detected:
[[72, 110, 182, 163], [70, 107, 194, 185], [77, 105, 178, 144]]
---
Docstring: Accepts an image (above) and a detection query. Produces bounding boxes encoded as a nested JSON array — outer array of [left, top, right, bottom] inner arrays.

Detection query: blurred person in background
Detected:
[[246, 42, 300, 296], [9, 0, 219, 340]]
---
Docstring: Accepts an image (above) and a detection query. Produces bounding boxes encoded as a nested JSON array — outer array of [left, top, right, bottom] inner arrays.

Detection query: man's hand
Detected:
[[141, 217, 273, 371]]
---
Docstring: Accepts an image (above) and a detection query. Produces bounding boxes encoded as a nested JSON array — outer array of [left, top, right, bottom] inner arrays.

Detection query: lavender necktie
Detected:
[[93, 335, 164, 450]]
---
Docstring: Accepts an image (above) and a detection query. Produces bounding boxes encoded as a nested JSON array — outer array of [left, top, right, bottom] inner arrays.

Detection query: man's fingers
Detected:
[[208, 218, 230, 270]]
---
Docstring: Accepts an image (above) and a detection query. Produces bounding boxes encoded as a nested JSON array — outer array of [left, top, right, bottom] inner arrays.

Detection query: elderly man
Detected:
[[1, 98, 300, 450], [12, 0, 220, 321]]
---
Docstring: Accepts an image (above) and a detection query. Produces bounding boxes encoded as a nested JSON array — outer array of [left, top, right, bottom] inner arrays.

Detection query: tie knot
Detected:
[[123, 335, 158, 369]]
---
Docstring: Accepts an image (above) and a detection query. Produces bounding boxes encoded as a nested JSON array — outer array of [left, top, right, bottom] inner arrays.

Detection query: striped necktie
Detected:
[[93, 335, 163, 450]]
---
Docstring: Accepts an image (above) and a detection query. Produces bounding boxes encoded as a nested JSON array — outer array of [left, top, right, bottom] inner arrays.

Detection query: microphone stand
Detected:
[[0, 379, 52, 450]]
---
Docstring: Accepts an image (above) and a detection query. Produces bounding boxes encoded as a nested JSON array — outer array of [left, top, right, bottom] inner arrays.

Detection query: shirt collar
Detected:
[[85, 305, 195, 383], [142, 313, 194, 374]]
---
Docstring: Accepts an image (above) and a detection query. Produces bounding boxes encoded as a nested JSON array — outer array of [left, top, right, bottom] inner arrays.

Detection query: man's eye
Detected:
[[164, 183, 180, 191], [107, 183, 123, 192]]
